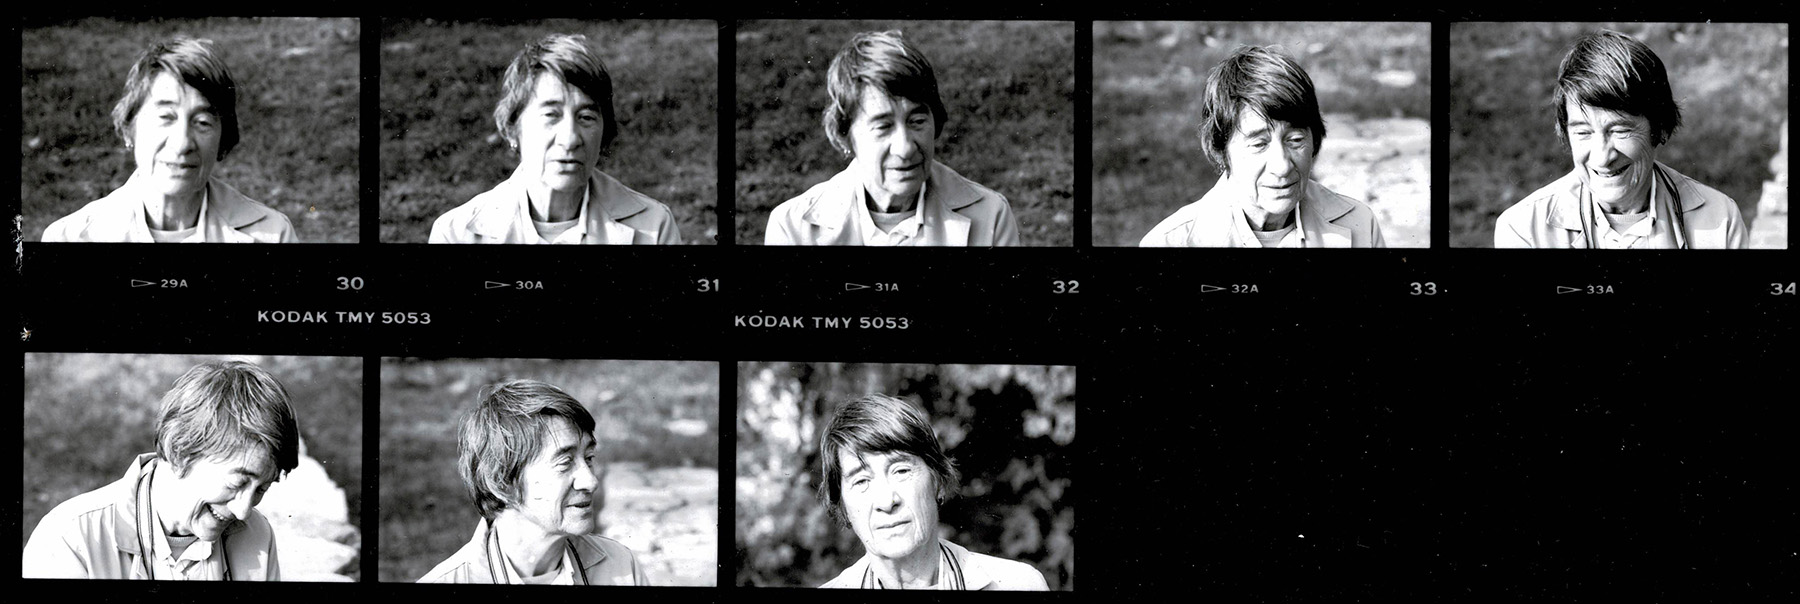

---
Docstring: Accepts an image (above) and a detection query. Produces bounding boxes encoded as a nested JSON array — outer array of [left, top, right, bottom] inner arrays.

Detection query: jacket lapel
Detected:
[[590, 170, 649, 245], [800, 170, 858, 245], [941, 540, 994, 590], [925, 162, 979, 246], [1301, 182, 1356, 248], [206, 180, 269, 243]]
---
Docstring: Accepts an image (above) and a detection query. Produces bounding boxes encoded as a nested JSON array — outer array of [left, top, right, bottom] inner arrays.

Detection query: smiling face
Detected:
[[838, 449, 940, 561], [515, 73, 604, 197], [131, 71, 222, 203], [511, 417, 602, 537], [846, 87, 936, 209], [161, 450, 276, 542], [1565, 100, 1660, 211], [1222, 105, 1316, 217]]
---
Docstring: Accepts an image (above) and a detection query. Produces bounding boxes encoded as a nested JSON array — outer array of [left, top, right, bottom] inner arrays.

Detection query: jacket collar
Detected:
[[1201, 177, 1356, 247], [801, 161, 980, 246], [938, 539, 996, 590], [467, 167, 650, 243], [839, 539, 996, 590], [1543, 162, 1704, 232], [89, 177, 270, 243], [458, 518, 613, 583]]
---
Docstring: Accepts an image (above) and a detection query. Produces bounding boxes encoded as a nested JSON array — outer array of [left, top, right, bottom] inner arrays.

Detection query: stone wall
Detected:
[[1749, 119, 1788, 249], [258, 438, 361, 582]]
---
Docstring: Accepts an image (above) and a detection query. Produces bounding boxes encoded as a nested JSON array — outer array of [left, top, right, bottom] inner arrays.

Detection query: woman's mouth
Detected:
[[1591, 164, 1628, 178]]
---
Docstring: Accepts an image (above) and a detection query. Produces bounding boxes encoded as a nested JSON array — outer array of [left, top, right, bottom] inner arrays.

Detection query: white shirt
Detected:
[[855, 180, 930, 246]]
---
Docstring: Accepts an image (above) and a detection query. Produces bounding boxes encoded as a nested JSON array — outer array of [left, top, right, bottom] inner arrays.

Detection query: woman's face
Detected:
[[515, 73, 604, 196], [1564, 100, 1660, 210], [837, 449, 940, 561], [510, 417, 602, 538], [161, 450, 276, 543], [132, 71, 222, 201], [846, 87, 936, 207], [1223, 105, 1315, 217]]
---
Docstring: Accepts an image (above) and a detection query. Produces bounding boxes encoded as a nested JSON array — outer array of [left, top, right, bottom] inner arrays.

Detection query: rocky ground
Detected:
[[600, 462, 719, 587], [258, 439, 360, 582], [1750, 119, 1787, 250], [1312, 113, 1432, 248]]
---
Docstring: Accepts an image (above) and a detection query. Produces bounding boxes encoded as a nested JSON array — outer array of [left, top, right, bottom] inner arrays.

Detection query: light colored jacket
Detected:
[[41, 177, 297, 243], [22, 453, 280, 580], [428, 166, 682, 244], [820, 539, 1048, 590], [1141, 177, 1386, 248], [417, 519, 650, 585], [1495, 162, 1748, 249], [765, 161, 1020, 246]]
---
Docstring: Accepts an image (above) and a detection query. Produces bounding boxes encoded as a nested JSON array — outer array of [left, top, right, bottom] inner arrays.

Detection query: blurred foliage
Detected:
[[22, 354, 364, 547], [735, 20, 1075, 246], [1093, 21, 1432, 247], [379, 19, 719, 243], [1450, 22, 1788, 247], [20, 18, 362, 242], [378, 358, 719, 583], [735, 362, 1076, 589]]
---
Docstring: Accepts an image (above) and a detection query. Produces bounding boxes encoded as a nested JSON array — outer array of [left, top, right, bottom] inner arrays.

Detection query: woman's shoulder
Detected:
[[42, 190, 138, 241], [948, 542, 1049, 591]]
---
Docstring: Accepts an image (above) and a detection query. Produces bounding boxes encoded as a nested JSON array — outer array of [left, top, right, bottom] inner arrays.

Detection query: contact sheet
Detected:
[[11, 2, 1797, 601]]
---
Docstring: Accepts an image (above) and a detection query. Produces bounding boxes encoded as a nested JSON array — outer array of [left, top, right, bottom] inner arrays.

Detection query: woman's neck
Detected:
[[492, 512, 567, 577], [1241, 204, 1295, 232], [869, 539, 940, 589], [141, 185, 204, 231], [146, 459, 190, 537], [528, 185, 585, 223]]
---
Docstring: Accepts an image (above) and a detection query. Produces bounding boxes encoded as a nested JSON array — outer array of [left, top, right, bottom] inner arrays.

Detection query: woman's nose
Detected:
[[574, 460, 599, 490], [556, 114, 583, 149], [1268, 146, 1294, 175], [892, 129, 921, 160]]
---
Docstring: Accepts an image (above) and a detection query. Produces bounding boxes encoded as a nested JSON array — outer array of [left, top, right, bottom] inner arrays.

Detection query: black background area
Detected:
[[11, 1, 1799, 602]]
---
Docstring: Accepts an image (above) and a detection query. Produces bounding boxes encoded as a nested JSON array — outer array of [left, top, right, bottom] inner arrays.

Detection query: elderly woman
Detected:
[[420, 380, 649, 585], [23, 361, 300, 580], [765, 30, 1020, 246], [430, 34, 681, 244], [1495, 31, 1748, 249], [41, 38, 297, 243], [817, 394, 1046, 590], [1141, 46, 1385, 248]]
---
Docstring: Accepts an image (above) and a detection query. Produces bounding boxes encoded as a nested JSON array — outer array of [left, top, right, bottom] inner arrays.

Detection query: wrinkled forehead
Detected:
[[851, 84, 930, 123], [198, 448, 278, 482], [836, 447, 924, 477], [1232, 104, 1305, 138], [530, 416, 595, 460], [527, 71, 598, 109], [1563, 99, 1649, 127], [144, 70, 215, 110]]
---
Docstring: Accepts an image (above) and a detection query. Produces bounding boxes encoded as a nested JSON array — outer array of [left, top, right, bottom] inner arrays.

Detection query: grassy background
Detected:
[[737, 363, 1076, 589], [20, 17, 361, 243], [378, 358, 719, 583], [22, 354, 365, 549], [1449, 22, 1788, 248], [1094, 21, 1432, 247], [380, 20, 718, 244], [735, 20, 1074, 246]]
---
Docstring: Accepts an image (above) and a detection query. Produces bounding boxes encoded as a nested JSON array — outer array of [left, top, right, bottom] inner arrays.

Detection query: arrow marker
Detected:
[[1556, 286, 1579, 294], [485, 281, 511, 289], [130, 279, 155, 288], [844, 283, 870, 292], [1200, 284, 1225, 293]]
